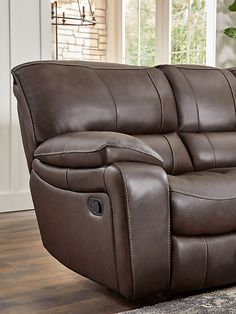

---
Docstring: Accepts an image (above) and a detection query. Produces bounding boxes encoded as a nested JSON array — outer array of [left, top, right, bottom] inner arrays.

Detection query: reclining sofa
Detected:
[[12, 61, 236, 299]]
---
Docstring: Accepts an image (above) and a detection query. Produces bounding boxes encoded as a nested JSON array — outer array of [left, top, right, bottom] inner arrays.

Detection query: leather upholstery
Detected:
[[160, 65, 236, 171], [30, 171, 119, 292], [104, 162, 170, 298], [159, 65, 236, 132], [171, 234, 236, 293], [12, 62, 177, 142], [34, 131, 164, 168], [12, 61, 236, 299], [13, 84, 38, 170], [181, 132, 236, 170], [135, 133, 193, 174], [169, 168, 236, 235], [32, 159, 107, 192], [12, 61, 190, 175]]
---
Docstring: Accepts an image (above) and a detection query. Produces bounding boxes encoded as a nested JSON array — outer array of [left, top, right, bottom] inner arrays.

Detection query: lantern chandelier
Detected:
[[51, 0, 96, 59], [51, 0, 96, 27]]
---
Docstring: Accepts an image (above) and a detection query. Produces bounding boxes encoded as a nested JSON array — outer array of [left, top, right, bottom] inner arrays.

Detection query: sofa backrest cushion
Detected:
[[12, 61, 178, 142], [160, 65, 236, 171], [12, 61, 193, 174]]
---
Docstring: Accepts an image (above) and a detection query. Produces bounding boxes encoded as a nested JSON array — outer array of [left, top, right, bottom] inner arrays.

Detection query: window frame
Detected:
[[107, 0, 217, 66]]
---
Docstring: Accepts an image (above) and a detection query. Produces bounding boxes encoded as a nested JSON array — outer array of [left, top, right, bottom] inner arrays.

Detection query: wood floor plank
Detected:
[[0, 210, 160, 314]]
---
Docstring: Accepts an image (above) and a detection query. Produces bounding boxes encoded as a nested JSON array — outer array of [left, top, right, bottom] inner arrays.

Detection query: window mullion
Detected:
[[186, 0, 191, 64], [206, 0, 216, 66]]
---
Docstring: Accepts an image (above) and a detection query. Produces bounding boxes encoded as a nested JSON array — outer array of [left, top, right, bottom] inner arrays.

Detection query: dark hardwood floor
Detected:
[[0, 210, 162, 314]]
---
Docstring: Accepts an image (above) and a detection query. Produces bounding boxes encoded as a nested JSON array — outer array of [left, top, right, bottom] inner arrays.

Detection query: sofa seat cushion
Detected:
[[169, 168, 236, 236]]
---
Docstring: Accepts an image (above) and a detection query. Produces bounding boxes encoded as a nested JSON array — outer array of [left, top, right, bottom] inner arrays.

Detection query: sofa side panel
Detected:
[[30, 171, 119, 293]]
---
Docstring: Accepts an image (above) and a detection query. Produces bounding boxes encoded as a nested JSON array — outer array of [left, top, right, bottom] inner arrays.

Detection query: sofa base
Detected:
[[30, 170, 236, 299], [171, 235, 236, 293]]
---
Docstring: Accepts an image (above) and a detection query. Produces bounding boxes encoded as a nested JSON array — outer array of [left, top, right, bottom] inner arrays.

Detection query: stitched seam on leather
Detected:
[[103, 166, 120, 294], [169, 236, 176, 291], [162, 134, 175, 174], [204, 133, 216, 168], [63, 132, 81, 160], [221, 70, 236, 129], [93, 69, 118, 131], [178, 68, 200, 132], [65, 169, 71, 191], [13, 62, 150, 71], [178, 134, 194, 172], [114, 162, 136, 299], [171, 189, 236, 200], [200, 236, 208, 289], [171, 66, 216, 71], [163, 172, 171, 292], [145, 69, 164, 132], [179, 134, 195, 171], [34, 145, 164, 167], [35, 143, 160, 155], [32, 170, 105, 193]]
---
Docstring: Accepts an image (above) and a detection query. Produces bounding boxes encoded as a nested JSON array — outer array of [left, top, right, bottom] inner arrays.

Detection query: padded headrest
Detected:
[[159, 65, 236, 132], [12, 61, 178, 142]]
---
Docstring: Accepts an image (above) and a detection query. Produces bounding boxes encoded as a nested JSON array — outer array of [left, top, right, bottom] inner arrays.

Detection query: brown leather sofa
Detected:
[[12, 61, 236, 299]]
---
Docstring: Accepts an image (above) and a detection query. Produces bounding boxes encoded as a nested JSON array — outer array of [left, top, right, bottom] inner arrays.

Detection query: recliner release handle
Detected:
[[88, 197, 103, 216]]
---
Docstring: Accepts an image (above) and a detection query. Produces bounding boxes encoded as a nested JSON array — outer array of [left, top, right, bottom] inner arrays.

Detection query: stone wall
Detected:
[[52, 0, 107, 61]]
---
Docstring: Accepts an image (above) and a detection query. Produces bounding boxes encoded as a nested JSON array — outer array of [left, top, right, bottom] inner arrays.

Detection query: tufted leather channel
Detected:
[[12, 61, 236, 299], [159, 65, 236, 132], [159, 65, 236, 171], [135, 133, 193, 174], [181, 132, 236, 170]]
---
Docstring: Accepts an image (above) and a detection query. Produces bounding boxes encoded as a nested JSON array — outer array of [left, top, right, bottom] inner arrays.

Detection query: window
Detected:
[[122, 0, 156, 65], [171, 0, 207, 64], [121, 0, 216, 66]]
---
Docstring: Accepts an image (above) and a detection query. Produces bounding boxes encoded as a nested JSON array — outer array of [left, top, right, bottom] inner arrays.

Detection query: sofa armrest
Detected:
[[104, 162, 170, 298], [34, 131, 164, 168]]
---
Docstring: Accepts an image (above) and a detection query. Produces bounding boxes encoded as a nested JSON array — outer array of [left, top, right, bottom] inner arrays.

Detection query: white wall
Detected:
[[216, 0, 236, 67], [0, 0, 51, 212]]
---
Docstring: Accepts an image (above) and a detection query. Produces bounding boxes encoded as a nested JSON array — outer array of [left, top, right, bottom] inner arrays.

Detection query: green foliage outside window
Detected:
[[224, 0, 236, 39], [124, 0, 156, 66], [124, 0, 207, 66], [171, 0, 206, 64]]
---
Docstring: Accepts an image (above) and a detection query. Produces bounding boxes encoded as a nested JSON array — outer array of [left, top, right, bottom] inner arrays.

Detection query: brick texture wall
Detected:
[[52, 0, 107, 61]]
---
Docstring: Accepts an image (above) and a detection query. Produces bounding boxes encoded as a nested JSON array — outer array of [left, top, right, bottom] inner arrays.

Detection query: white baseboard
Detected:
[[0, 191, 33, 213]]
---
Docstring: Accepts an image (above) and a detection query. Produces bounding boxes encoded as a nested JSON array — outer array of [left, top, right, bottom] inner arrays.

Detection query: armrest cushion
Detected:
[[34, 131, 164, 168]]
